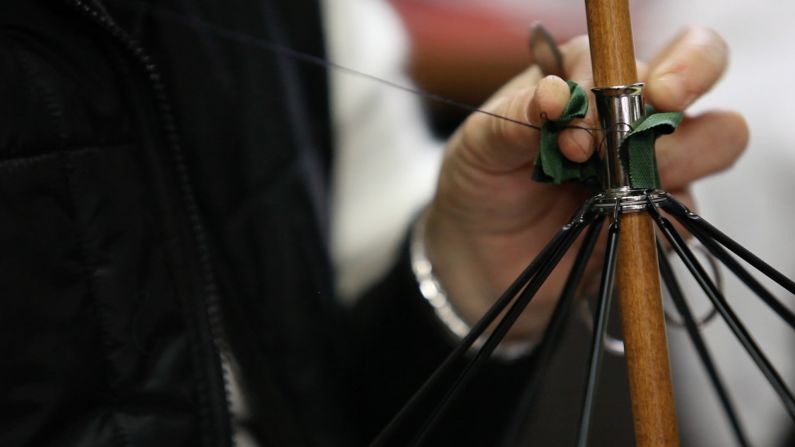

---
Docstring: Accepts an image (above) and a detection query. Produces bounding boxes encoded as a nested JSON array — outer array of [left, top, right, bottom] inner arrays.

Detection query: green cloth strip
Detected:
[[620, 110, 682, 188], [532, 81, 599, 184], [532, 81, 682, 189]]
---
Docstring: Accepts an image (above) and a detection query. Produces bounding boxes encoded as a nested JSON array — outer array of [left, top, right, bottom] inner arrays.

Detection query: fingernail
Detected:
[[537, 75, 570, 120]]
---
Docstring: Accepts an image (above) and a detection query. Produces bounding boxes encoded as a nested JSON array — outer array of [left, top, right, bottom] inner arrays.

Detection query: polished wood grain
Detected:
[[585, 1, 680, 445], [585, 0, 638, 86], [616, 213, 680, 446]]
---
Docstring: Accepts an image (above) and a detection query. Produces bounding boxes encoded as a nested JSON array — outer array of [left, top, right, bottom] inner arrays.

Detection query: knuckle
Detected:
[[683, 27, 729, 86]]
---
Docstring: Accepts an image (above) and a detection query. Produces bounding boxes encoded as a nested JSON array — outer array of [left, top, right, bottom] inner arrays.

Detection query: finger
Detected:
[[646, 26, 729, 111], [528, 75, 571, 122], [483, 64, 543, 106], [547, 36, 597, 162], [454, 75, 570, 173], [560, 35, 593, 84], [556, 37, 649, 162], [450, 65, 542, 172], [656, 110, 748, 189], [559, 35, 649, 84], [557, 86, 597, 163]]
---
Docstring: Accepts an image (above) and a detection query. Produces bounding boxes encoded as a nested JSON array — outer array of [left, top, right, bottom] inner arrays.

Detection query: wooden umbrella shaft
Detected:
[[584, 1, 680, 445]]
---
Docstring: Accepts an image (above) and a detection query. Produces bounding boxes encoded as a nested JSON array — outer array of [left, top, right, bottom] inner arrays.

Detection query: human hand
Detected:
[[423, 26, 748, 342]]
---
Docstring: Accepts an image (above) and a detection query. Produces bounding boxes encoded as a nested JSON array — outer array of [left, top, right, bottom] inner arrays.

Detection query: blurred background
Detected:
[[389, 0, 653, 135]]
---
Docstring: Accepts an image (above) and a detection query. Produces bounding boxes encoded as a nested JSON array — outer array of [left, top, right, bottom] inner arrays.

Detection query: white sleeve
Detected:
[[322, 0, 443, 303]]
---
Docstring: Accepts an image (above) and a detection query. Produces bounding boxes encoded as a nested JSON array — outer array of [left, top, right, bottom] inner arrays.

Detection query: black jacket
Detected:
[[0, 1, 536, 446]]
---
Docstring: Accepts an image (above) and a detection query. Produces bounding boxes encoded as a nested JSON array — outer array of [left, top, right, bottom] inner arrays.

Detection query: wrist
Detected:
[[411, 210, 539, 359]]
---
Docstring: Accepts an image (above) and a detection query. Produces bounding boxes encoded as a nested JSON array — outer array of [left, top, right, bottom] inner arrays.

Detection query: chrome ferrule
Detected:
[[592, 83, 646, 194]]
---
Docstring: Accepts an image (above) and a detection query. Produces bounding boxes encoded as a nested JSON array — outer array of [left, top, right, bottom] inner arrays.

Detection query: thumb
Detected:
[[451, 72, 572, 174]]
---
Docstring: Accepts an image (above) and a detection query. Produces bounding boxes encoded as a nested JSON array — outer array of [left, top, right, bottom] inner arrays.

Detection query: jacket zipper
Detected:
[[64, 1, 233, 445]]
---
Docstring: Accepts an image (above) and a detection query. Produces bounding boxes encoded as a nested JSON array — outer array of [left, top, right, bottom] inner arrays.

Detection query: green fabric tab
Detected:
[[532, 81, 600, 184], [621, 110, 683, 189], [532, 81, 683, 189]]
